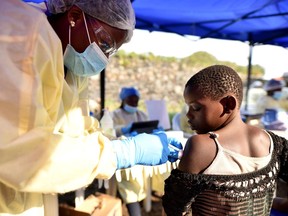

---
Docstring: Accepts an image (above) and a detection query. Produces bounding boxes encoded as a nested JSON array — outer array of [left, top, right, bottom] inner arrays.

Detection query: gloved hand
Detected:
[[121, 123, 132, 135], [111, 131, 183, 169], [153, 131, 183, 162], [129, 131, 138, 137], [111, 132, 170, 169], [167, 137, 183, 162], [152, 126, 165, 133]]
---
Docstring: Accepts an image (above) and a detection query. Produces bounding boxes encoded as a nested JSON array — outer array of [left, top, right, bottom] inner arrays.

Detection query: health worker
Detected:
[[112, 87, 149, 137], [0, 0, 182, 215]]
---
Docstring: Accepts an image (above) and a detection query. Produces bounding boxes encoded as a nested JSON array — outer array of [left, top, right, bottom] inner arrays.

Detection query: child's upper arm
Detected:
[[178, 134, 217, 174]]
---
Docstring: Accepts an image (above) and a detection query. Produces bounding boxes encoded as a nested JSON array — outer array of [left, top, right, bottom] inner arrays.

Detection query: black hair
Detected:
[[185, 65, 243, 107]]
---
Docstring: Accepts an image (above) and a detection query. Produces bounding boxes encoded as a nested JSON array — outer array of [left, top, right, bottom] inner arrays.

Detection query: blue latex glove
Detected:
[[153, 131, 183, 162], [129, 131, 138, 137], [121, 123, 132, 135], [111, 132, 170, 169], [167, 137, 183, 162], [152, 126, 165, 133]]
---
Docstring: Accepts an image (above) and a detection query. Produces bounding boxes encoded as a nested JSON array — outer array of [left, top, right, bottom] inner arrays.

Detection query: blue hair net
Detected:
[[119, 87, 140, 100], [46, 0, 135, 42], [264, 79, 284, 91]]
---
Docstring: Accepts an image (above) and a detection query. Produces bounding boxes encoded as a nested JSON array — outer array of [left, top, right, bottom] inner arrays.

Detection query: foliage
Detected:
[[115, 50, 265, 77]]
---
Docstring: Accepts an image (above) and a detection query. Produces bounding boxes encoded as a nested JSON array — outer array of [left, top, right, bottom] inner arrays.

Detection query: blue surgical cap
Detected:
[[264, 79, 284, 91], [119, 87, 140, 100]]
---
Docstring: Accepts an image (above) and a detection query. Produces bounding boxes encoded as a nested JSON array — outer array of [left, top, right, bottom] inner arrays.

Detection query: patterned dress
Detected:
[[162, 131, 288, 215]]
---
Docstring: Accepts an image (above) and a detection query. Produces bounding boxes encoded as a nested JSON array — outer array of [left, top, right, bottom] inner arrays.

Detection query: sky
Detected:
[[120, 29, 288, 80]]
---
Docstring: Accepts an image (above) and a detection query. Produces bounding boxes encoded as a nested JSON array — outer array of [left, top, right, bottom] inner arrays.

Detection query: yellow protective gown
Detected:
[[0, 1, 116, 215]]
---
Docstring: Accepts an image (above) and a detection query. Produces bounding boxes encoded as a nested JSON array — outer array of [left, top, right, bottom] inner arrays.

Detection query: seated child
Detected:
[[162, 65, 288, 215]]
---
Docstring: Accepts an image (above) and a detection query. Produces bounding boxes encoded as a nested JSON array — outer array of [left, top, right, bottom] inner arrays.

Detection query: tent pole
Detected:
[[245, 42, 253, 111], [100, 69, 105, 118]]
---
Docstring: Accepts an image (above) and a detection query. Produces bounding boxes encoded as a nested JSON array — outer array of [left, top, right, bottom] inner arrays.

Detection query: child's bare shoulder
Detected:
[[247, 125, 271, 155], [247, 124, 268, 139], [179, 134, 217, 173], [184, 134, 213, 153]]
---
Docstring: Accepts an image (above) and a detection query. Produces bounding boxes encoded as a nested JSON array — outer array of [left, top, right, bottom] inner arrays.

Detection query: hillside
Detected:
[[88, 51, 264, 115]]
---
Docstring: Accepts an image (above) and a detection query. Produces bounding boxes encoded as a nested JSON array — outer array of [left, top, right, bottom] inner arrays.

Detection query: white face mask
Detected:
[[64, 43, 108, 77], [63, 13, 108, 77], [124, 104, 138, 113], [273, 91, 283, 100]]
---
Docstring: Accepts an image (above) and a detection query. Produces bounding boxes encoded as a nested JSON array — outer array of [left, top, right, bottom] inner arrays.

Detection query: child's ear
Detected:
[[220, 96, 236, 114]]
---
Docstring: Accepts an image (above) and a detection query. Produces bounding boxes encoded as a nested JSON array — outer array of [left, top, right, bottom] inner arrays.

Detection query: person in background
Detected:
[[112, 87, 149, 137], [257, 78, 288, 130], [111, 86, 149, 216], [257, 79, 286, 113], [0, 1, 182, 215], [162, 65, 288, 215]]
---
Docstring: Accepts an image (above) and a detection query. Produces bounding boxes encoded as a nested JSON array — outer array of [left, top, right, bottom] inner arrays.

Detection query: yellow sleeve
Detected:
[[0, 5, 116, 194]]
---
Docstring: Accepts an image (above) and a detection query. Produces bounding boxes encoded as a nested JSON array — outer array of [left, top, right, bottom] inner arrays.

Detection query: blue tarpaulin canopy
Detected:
[[132, 0, 288, 47]]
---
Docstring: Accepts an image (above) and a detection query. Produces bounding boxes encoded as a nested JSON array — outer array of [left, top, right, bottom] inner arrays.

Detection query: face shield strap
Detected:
[[68, 20, 71, 44], [82, 12, 92, 44], [68, 12, 92, 45]]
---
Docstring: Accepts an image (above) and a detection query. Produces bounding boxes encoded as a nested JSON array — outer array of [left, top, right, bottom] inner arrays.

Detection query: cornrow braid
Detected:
[[185, 65, 243, 107]]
